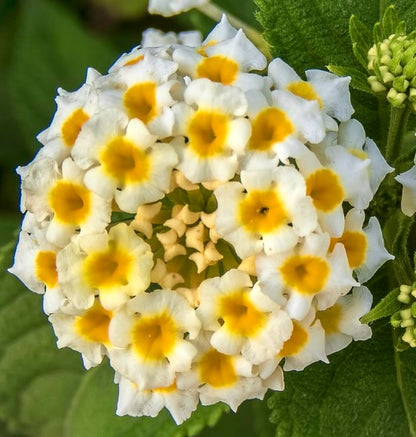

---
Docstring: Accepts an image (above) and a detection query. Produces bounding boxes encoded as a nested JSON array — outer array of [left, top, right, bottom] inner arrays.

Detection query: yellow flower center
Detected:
[[74, 300, 113, 343], [286, 81, 323, 109], [100, 136, 150, 185], [279, 321, 308, 357], [280, 255, 329, 295], [306, 169, 345, 212], [188, 110, 229, 157], [153, 381, 177, 393], [35, 251, 58, 288], [199, 349, 237, 387], [249, 107, 294, 151], [330, 231, 367, 269], [239, 189, 287, 234], [316, 304, 341, 335], [61, 108, 90, 147], [196, 55, 238, 85], [219, 290, 266, 337], [123, 82, 158, 123], [48, 180, 91, 225], [83, 245, 133, 289], [131, 312, 177, 361]]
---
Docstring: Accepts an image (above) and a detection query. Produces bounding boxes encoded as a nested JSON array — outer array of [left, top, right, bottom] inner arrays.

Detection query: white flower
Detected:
[[328, 208, 394, 283], [108, 289, 201, 390], [214, 166, 317, 259], [268, 58, 354, 122], [72, 109, 177, 213], [57, 223, 153, 310], [178, 332, 266, 411], [316, 286, 373, 355], [172, 78, 251, 183], [96, 52, 178, 137], [49, 298, 113, 369], [116, 375, 199, 425], [337, 119, 393, 194], [36, 68, 100, 163], [173, 29, 268, 91], [19, 157, 111, 247], [256, 233, 357, 320], [260, 308, 328, 373], [242, 89, 325, 166], [196, 269, 293, 364]]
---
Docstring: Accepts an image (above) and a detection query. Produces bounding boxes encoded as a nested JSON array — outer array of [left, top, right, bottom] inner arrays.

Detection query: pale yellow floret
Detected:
[[156, 229, 187, 262], [238, 255, 257, 277], [131, 202, 162, 238], [186, 222, 205, 253], [189, 241, 223, 273], [172, 170, 199, 191], [150, 258, 184, 289]]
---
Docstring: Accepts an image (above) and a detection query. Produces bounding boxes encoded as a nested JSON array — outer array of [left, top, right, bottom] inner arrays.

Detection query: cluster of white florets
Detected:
[[10, 17, 394, 424]]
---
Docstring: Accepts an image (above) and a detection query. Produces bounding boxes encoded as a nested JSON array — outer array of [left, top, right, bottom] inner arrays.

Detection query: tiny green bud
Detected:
[[398, 293, 411, 303], [368, 76, 386, 92], [400, 284, 412, 293], [411, 301, 416, 317], [391, 311, 402, 327], [393, 76, 410, 92], [382, 71, 395, 83], [368, 45, 377, 57], [380, 54, 392, 65], [401, 319, 415, 328], [403, 57, 416, 79], [402, 327, 416, 347], [387, 88, 407, 106], [380, 42, 390, 53], [409, 88, 416, 102]]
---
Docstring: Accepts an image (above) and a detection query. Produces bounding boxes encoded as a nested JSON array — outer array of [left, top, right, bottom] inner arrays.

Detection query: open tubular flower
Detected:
[[9, 15, 391, 425]]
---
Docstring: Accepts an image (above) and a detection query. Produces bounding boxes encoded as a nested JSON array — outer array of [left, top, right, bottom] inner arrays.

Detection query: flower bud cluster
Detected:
[[10, 17, 393, 424], [391, 284, 416, 347], [367, 33, 416, 109]]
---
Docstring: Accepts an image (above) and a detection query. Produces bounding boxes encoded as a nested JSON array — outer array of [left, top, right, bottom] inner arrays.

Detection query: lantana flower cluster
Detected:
[[10, 17, 394, 424]]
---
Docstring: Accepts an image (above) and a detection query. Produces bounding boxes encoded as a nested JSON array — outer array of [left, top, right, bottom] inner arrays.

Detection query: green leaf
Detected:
[[8, 0, 117, 153], [268, 323, 416, 437], [0, 240, 227, 437], [382, 5, 400, 37], [327, 64, 372, 93], [349, 15, 373, 69], [361, 287, 401, 323]]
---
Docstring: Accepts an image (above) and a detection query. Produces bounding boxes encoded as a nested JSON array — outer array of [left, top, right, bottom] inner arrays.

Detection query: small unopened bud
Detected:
[[403, 57, 416, 79], [380, 54, 392, 65], [368, 76, 386, 92], [401, 308, 413, 320], [391, 311, 402, 327], [387, 88, 407, 106], [393, 76, 410, 92]]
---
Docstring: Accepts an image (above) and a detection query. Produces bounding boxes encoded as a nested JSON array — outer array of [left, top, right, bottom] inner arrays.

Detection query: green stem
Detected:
[[196, 3, 271, 59], [385, 105, 411, 163]]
